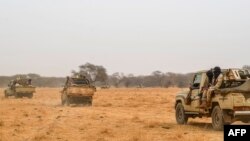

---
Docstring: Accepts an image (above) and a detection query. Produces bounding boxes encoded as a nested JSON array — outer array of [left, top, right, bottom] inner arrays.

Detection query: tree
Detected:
[[120, 74, 135, 88], [151, 71, 164, 87], [73, 62, 108, 83], [27, 73, 41, 79], [109, 72, 124, 87]]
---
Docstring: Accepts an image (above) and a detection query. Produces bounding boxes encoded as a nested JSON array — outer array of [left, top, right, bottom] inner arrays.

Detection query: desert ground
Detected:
[[0, 88, 225, 141]]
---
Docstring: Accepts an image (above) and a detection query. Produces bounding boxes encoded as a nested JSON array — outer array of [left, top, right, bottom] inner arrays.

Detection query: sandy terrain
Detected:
[[0, 88, 224, 141]]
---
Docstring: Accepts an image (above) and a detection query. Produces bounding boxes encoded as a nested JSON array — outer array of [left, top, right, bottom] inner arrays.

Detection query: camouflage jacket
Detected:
[[213, 74, 224, 89]]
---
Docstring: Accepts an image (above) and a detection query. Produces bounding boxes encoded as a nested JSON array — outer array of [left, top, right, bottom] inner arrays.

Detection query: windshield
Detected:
[[71, 78, 89, 85], [193, 74, 202, 84], [16, 79, 32, 85]]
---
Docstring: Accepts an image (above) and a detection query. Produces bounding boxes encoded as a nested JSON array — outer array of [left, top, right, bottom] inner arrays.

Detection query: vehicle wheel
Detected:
[[212, 106, 224, 131], [61, 94, 65, 105], [61, 93, 70, 106], [4, 91, 8, 98], [65, 97, 70, 106], [61, 93, 66, 105], [176, 103, 188, 124], [27, 93, 33, 99], [14, 93, 20, 98], [88, 97, 93, 106]]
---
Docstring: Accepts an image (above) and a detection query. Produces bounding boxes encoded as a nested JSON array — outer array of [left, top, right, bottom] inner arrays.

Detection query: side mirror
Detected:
[[192, 83, 200, 88]]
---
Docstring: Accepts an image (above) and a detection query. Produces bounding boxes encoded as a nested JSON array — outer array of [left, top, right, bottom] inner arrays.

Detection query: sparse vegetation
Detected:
[[4, 63, 248, 88], [0, 62, 198, 88], [0, 120, 4, 127]]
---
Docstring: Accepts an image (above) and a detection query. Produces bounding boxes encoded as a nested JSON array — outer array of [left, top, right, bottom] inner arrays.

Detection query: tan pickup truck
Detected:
[[4, 78, 36, 98], [175, 68, 250, 130], [61, 76, 96, 106]]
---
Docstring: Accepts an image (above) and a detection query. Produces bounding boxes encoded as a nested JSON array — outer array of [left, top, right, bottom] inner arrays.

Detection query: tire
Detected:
[[212, 106, 224, 131], [14, 93, 20, 98], [61, 94, 65, 105], [27, 93, 33, 99], [175, 103, 188, 124], [88, 97, 93, 106], [61, 93, 70, 106], [83, 96, 92, 106], [4, 90, 8, 98], [65, 97, 70, 106]]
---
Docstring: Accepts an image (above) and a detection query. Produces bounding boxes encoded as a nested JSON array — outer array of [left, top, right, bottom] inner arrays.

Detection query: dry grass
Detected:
[[0, 88, 224, 141], [0, 120, 4, 127]]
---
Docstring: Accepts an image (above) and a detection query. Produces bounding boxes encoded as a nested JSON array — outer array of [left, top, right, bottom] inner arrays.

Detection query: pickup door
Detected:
[[185, 73, 204, 112]]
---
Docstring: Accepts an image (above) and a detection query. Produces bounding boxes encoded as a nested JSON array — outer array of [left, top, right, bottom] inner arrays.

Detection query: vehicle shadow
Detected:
[[187, 121, 219, 131], [68, 104, 92, 107]]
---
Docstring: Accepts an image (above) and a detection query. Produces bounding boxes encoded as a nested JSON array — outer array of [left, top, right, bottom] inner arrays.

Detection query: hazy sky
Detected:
[[0, 0, 249, 77]]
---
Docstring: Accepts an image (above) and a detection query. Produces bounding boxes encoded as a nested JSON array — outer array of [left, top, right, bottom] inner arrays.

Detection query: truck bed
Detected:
[[66, 86, 95, 97], [15, 86, 36, 93]]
